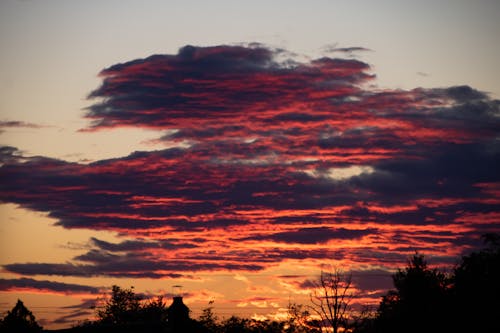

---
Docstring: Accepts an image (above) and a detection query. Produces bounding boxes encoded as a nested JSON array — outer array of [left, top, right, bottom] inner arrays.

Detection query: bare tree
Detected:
[[309, 269, 354, 333]]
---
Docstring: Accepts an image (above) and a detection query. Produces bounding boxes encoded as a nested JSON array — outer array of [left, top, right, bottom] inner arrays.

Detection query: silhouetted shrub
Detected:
[[0, 299, 42, 333]]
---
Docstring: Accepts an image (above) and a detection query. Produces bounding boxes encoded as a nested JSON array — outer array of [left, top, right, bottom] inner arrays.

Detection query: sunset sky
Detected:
[[1, 0, 500, 329]]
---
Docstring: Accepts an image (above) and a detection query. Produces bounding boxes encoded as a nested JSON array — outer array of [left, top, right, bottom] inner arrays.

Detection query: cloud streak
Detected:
[[0, 278, 100, 295], [0, 120, 47, 130], [0, 120, 52, 135]]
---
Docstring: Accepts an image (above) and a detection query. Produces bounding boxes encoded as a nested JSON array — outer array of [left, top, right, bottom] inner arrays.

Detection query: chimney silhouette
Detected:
[[167, 285, 190, 330]]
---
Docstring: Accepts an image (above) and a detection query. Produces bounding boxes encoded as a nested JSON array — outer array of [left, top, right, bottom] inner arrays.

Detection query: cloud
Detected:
[[0, 277, 100, 295], [0, 120, 47, 130], [321, 45, 372, 54], [0, 146, 24, 165], [50, 299, 98, 325], [89, 237, 198, 251], [84, 44, 372, 132], [0, 44, 499, 281], [233, 296, 282, 308], [0, 120, 52, 135], [3, 255, 263, 278], [275, 269, 394, 299], [51, 310, 93, 325], [241, 227, 377, 244], [350, 269, 394, 292]]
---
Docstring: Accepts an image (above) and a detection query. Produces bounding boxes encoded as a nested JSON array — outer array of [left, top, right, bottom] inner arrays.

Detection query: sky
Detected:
[[1, 0, 499, 329]]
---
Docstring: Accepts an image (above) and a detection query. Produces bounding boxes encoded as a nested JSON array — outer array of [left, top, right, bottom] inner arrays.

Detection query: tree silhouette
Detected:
[[0, 299, 42, 332], [90, 285, 175, 332], [374, 253, 450, 333], [140, 296, 168, 328], [96, 285, 142, 326], [286, 302, 321, 333], [309, 269, 354, 333], [220, 316, 251, 333], [198, 301, 219, 333], [452, 234, 500, 332]]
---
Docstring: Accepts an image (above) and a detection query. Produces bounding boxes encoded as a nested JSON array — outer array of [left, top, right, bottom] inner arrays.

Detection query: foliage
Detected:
[[372, 237, 500, 333], [220, 316, 250, 333], [452, 233, 500, 332], [90, 285, 170, 332], [216, 316, 285, 333], [198, 302, 219, 333], [141, 296, 168, 324], [374, 253, 451, 333], [96, 285, 143, 325], [285, 302, 320, 333], [0, 299, 42, 333]]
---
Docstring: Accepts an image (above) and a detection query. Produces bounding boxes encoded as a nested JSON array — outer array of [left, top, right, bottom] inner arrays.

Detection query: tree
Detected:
[[96, 285, 142, 326], [140, 296, 168, 327], [286, 302, 321, 333], [89, 285, 174, 332], [309, 269, 355, 333], [198, 301, 219, 333], [452, 233, 500, 332], [375, 253, 450, 333], [348, 305, 375, 333], [221, 316, 250, 333], [0, 299, 42, 332], [247, 318, 285, 333]]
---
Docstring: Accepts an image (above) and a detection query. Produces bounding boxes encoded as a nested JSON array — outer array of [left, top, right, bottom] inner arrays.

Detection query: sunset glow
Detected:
[[1, 0, 499, 329]]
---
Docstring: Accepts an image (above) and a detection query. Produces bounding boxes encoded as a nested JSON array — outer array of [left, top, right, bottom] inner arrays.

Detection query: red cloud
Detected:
[[0, 44, 499, 285]]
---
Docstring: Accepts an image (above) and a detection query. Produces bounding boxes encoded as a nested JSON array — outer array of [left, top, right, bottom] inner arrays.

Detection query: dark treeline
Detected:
[[1, 234, 498, 333]]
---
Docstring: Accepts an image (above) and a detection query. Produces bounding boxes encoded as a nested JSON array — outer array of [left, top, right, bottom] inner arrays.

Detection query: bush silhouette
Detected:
[[0, 299, 42, 333], [374, 254, 451, 333], [452, 234, 500, 332]]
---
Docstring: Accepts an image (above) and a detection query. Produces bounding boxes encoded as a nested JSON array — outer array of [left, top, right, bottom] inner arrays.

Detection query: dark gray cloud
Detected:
[[3, 248, 265, 278], [84, 44, 372, 131], [89, 237, 198, 252], [240, 227, 377, 244], [0, 120, 47, 132], [322, 45, 372, 54], [350, 269, 394, 291], [0, 277, 100, 294]]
